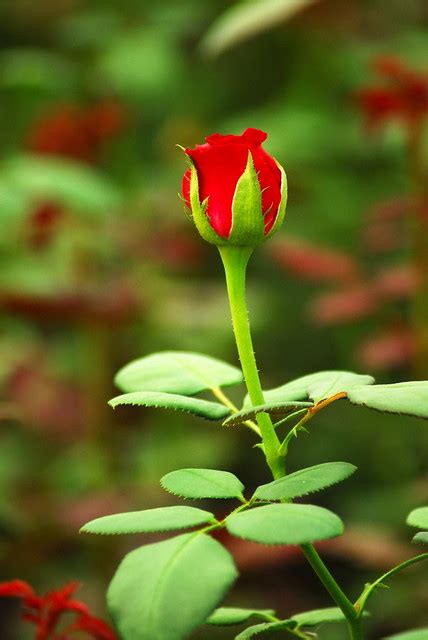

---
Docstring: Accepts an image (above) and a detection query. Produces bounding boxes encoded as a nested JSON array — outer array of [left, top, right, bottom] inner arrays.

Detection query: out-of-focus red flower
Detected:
[[270, 237, 359, 283], [6, 360, 84, 440], [355, 56, 428, 130], [23, 102, 126, 247], [358, 327, 413, 370], [0, 579, 116, 640], [26, 101, 126, 164], [309, 285, 378, 325], [366, 198, 414, 222], [182, 128, 286, 242], [374, 264, 421, 300], [27, 201, 63, 250]]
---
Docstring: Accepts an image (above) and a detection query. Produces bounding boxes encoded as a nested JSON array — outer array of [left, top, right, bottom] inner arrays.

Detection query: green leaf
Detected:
[[226, 504, 343, 545], [383, 629, 428, 640], [207, 607, 276, 626], [223, 401, 312, 427], [250, 371, 374, 406], [413, 532, 428, 545], [109, 391, 230, 421], [235, 620, 294, 639], [2, 155, 121, 215], [80, 506, 216, 536], [407, 507, 428, 529], [347, 382, 428, 420], [254, 462, 357, 501], [201, 0, 318, 57], [108, 533, 237, 640], [291, 607, 346, 627], [115, 351, 243, 395], [161, 468, 245, 500]]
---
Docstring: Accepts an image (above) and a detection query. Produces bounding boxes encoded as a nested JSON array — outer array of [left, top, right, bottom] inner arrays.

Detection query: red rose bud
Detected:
[[182, 128, 287, 246]]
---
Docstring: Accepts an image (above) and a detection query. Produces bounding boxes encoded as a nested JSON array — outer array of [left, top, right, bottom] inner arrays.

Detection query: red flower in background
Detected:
[[27, 101, 126, 164], [0, 580, 116, 639], [356, 56, 428, 129], [27, 201, 63, 250], [23, 100, 126, 249], [182, 128, 285, 239], [270, 237, 360, 284]]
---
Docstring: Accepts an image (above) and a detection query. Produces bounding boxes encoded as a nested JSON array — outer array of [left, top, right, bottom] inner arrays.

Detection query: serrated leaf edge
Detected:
[[253, 462, 357, 501]]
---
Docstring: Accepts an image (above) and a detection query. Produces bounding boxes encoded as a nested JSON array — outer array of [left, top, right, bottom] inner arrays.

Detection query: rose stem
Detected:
[[219, 245, 284, 479], [219, 244, 364, 639]]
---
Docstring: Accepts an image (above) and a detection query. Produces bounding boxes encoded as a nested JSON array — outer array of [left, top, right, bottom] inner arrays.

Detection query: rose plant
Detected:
[[81, 129, 428, 639]]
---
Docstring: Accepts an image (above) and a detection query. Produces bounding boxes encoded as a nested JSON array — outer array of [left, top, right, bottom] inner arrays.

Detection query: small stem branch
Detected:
[[219, 246, 284, 478], [301, 544, 363, 639], [354, 552, 428, 613], [211, 386, 261, 435]]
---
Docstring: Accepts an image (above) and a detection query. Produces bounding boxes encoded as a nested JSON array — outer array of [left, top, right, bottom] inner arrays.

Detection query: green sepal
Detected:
[[228, 152, 264, 245], [264, 161, 287, 240], [188, 160, 226, 245]]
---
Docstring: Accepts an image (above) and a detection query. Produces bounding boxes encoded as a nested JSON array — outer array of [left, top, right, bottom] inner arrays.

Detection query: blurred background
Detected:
[[0, 0, 427, 637]]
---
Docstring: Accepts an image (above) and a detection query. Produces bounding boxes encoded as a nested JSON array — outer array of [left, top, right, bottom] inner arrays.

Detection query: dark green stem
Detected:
[[301, 544, 363, 639]]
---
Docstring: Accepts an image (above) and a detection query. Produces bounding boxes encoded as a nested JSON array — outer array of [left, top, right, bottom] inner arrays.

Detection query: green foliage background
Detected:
[[0, 0, 427, 638]]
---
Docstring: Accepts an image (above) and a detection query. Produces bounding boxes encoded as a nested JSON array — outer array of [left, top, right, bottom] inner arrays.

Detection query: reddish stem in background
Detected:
[[406, 120, 428, 377]]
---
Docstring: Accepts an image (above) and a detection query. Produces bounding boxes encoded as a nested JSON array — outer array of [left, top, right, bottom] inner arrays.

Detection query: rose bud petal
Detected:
[[181, 128, 287, 246]]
